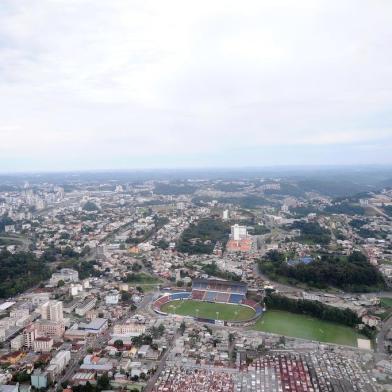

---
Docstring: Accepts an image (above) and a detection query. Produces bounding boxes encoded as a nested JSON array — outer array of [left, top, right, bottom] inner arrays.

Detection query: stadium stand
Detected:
[[205, 291, 217, 302], [170, 292, 191, 301], [190, 278, 247, 304], [192, 290, 205, 300], [192, 279, 247, 295], [215, 292, 230, 303], [229, 293, 245, 304]]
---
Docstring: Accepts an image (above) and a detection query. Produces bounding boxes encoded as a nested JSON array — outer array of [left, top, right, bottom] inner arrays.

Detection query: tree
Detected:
[[179, 321, 186, 335], [114, 339, 124, 349], [121, 291, 131, 302], [131, 263, 142, 272], [96, 372, 110, 390], [82, 201, 99, 212], [57, 279, 65, 288]]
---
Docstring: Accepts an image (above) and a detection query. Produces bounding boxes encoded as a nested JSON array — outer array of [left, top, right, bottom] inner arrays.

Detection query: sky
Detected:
[[0, 0, 391, 172]]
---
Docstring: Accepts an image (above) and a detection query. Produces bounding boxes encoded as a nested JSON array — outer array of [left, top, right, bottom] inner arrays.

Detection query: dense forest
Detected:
[[289, 221, 331, 245], [82, 201, 99, 211], [0, 215, 14, 232], [259, 250, 385, 292], [177, 218, 230, 254], [264, 294, 360, 327], [0, 250, 51, 298], [324, 202, 365, 216], [384, 205, 392, 217]]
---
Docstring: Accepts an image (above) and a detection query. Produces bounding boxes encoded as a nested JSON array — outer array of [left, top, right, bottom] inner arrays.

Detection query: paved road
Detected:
[[144, 332, 180, 392], [376, 314, 392, 355], [58, 333, 110, 387]]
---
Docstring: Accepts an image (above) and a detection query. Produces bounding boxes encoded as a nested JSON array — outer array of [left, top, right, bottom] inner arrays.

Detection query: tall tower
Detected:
[[39, 301, 64, 322]]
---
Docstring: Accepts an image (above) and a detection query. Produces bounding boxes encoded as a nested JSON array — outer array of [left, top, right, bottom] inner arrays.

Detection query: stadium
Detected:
[[153, 278, 262, 327]]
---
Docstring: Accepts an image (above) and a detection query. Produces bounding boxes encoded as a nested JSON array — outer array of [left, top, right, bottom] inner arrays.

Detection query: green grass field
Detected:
[[380, 297, 392, 308], [253, 310, 366, 347], [377, 297, 392, 320], [161, 299, 256, 321]]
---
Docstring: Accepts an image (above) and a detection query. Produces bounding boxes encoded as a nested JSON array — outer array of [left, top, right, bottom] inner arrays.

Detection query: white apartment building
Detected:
[[231, 224, 248, 241], [10, 334, 24, 351], [47, 350, 71, 376], [10, 307, 29, 319], [0, 328, 5, 343], [28, 292, 50, 306], [23, 325, 36, 349], [50, 268, 79, 286], [105, 291, 120, 305], [113, 323, 146, 337], [39, 301, 64, 322]]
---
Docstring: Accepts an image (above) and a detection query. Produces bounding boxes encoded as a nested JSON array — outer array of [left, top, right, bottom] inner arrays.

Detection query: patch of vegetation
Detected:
[[82, 201, 99, 211], [289, 221, 331, 245], [259, 250, 385, 292], [249, 225, 270, 235], [264, 294, 360, 327], [383, 205, 392, 217], [177, 218, 230, 254], [123, 273, 161, 284], [0, 215, 14, 233], [349, 219, 367, 229], [0, 250, 51, 298], [357, 228, 387, 240], [325, 203, 365, 216], [201, 261, 241, 281]]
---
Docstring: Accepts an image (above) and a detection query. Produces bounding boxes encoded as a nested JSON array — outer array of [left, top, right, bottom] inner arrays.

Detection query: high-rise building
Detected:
[[23, 325, 36, 349], [39, 301, 64, 322], [231, 224, 247, 241]]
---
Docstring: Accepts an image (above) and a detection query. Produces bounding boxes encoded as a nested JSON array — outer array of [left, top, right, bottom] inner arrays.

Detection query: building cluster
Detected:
[[1, 177, 392, 391]]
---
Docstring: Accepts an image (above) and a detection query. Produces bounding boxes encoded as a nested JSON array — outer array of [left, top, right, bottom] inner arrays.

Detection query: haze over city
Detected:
[[2, 2, 392, 391], [1, 0, 392, 171]]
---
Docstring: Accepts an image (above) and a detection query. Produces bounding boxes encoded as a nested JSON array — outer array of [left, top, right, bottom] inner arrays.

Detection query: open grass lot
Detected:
[[377, 297, 392, 320], [125, 273, 162, 284], [380, 297, 392, 308], [161, 299, 256, 321], [253, 310, 366, 347]]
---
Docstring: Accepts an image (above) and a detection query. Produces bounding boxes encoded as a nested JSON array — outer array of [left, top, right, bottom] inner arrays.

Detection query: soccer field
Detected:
[[160, 299, 256, 321]]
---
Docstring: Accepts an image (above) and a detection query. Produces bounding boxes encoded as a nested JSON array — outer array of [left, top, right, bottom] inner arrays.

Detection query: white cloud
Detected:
[[0, 0, 391, 170]]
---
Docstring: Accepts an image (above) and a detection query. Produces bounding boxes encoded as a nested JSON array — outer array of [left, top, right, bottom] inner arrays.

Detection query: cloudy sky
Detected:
[[0, 0, 391, 171]]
